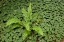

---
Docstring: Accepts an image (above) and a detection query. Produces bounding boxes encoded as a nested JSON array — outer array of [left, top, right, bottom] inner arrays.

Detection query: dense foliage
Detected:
[[0, 0, 64, 42]]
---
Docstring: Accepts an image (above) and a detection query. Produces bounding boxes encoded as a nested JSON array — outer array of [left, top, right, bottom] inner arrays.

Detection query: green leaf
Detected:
[[28, 3, 32, 13], [6, 17, 21, 26], [22, 29, 30, 40], [22, 3, 32, 22], [28, 3, 32, 20], [23, 22, 30, 31], [22, 8, 30, 22], [22, 8, 27, 17], [28, 3, 32, 14], [11, 23, 21, 29], [32, 26, 43, 36], [32, 13, 38, 20]]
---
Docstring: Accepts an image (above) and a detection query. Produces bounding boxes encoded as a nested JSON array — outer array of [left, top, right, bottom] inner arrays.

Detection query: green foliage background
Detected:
[[0, 0, 64, 42]]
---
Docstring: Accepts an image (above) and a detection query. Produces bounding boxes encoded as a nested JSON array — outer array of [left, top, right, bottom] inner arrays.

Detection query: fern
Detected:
[[6, 3, 43, 40]]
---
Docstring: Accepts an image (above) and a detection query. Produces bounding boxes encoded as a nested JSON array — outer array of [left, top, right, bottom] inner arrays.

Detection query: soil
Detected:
[[60, 39, 64, 42], [36, 40, 39, 42]]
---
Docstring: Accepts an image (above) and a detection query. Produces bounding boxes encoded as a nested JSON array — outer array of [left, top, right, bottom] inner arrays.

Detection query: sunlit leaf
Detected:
[[22, 8, 30, 22], [23, 22, 30, 31], [28, 3, 32, 20], [32, 13, 38, 20], [6, 17, 21, 26], [28, 3, 32, 14], [22, 8, 27, 17], [32, 26, 43, 36], [11, 23, 21, 29]]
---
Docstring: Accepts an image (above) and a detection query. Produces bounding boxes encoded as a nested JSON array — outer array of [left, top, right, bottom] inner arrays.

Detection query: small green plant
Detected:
[[6, 3, 43, 40]]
